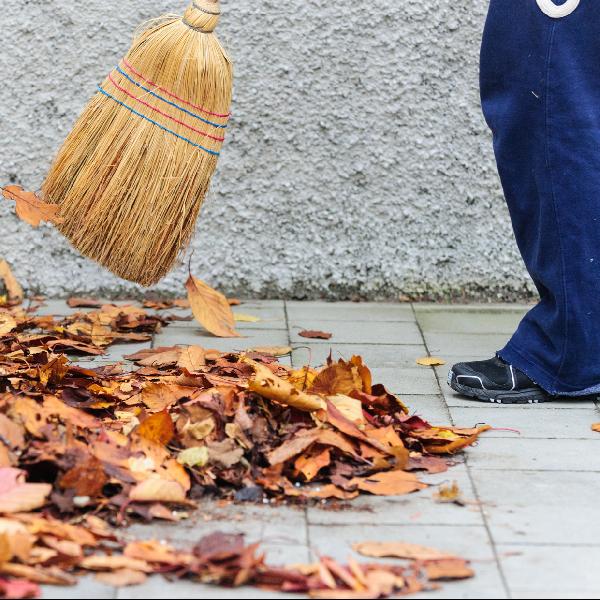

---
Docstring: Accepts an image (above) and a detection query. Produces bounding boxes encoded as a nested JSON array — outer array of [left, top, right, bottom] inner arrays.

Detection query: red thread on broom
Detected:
[[107, 73, 226, 143], [122, 58, 231, 119]]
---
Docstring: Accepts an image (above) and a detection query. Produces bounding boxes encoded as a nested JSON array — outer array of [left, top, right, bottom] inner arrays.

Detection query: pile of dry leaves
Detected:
[[0, 260, 488, 597]]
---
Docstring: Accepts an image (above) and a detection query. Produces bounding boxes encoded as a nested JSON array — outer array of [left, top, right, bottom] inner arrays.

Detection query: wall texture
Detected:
[[0, 0, 533, 300]]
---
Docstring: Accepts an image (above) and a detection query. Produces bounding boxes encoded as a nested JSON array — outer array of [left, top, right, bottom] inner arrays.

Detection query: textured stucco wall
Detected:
[[0, 0, 533, 300]]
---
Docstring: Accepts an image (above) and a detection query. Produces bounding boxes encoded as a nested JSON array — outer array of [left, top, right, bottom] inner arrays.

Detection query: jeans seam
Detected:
[[543, 23, 570, 389]]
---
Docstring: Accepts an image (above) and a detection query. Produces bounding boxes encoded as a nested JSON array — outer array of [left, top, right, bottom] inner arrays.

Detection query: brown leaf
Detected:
[[1, 185, 62, 227], [349, 471, 427, 496], [295, 447, 331, 481], [298, 329, 332, 340], [353, 541, 457, 561], [59, 456, 108, 497], [185, 274, 240, 338], [129, 479, 187, 504], [141, 383, 194, 412], [0, 469, 51, 513], [79, 554, 152, 572], [424, 558, 474, 580], [177, 345, 206, 372], [267, 430, 321, 466], [0, 312, 17, 336]]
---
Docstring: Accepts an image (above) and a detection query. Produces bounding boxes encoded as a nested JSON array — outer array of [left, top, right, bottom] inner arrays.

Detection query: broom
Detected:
[[42, 0, 232, 286]]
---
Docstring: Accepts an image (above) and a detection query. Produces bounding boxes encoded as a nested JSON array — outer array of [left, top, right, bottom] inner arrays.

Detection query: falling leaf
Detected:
[[299, 329, 332, 340], [1, 185, 62, 227], [0, 469, 51, 513], [432, 481, 464, 506], [416, 356, 446, 367], [234, 313, 261, 323], [185, 274, 240, 338], [0, 261, 23, 305], [353, 541, 458, 561]]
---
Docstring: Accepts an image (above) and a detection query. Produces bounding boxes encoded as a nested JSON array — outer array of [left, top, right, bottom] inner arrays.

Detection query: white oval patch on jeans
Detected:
[[536, 0, 581, 18]]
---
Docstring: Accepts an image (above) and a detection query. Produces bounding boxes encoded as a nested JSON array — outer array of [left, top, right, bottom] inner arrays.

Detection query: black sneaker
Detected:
[[448, 357, 551, 404]]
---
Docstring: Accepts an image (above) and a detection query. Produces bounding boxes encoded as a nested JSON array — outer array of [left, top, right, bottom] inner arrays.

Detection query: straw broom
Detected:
[[42, 0, 232, 286]]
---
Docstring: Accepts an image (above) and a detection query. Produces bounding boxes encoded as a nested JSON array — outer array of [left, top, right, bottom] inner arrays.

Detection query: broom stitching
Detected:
[[122, 58, 230, 119], [116, 65, 228, 129], [182, 18, 213, 34], [97, 86, 221, 156], [107, 73, 225, 142], [192, 1, 221, 16]]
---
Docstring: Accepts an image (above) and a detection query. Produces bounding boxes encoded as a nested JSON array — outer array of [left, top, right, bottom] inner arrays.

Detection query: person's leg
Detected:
[[450, 0, 600, 402]]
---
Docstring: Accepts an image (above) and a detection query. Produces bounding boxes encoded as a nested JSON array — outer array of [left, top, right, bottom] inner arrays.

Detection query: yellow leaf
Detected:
[[185, 274, 240, 338], [249, 346, 293, 357], [416, 357, 446, 366], [1, 185, 62, 227], [234, 313, 261, 323], [0, 312, 16, 335], [177, 446, 209, 468]]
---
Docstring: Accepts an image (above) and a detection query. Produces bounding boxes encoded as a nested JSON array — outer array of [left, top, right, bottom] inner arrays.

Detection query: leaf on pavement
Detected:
[[299, 329, 332, 340], [352, 541, 458, 561], [416, 356, 446, 366]]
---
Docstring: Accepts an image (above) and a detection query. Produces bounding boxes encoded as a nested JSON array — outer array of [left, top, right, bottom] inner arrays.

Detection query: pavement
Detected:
[[37, 300, 600, 599]]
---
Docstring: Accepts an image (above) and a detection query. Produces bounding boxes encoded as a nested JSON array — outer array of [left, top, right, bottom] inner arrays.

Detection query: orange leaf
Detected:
[[1, 185, 62, 227], [135, 410, 175, 446], [128, 479, 187, 503], [349, 470, 427, 496], [352, 541, 458, 561], [185, 274, 240, 338]]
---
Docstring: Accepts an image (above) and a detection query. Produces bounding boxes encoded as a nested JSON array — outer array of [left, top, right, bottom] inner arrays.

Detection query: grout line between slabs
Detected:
[[410, 303, 512, 599], [284, 299, 311, 552]]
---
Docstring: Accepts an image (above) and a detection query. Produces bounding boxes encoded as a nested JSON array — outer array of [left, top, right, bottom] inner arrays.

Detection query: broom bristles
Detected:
[[42, 0, 232, 286]]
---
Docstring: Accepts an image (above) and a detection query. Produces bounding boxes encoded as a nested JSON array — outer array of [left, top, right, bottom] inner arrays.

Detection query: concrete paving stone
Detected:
[[307, 524, 507, 599], [400, 394, 453, 423], [466, 437, 600, 471], [291, 343, 426, 369], [369, 367, 440, 395], [288, 320, 422, 345], [41, 576, 116, 599], [471, 469, 600, 545], [423, 332, 511, 358], [451, 406, 600, 439], [415, 306, 527, 335], [307, 464, 483, 527], [285, 301, 415, 322], [497, 543, 600, 598], [154, 328, 289, 353]]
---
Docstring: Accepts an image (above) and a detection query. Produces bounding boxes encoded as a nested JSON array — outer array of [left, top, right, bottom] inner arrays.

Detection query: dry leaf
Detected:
[[349, 471, 427, 496], [136, 410, 175, 446], [353, 541, 458, 561], [416, 356, 446, 367], [299, 329, 332, 340], [1, 185, 62, 227], [234, 313, 261, 323], [592, 423, 600, 432], [0, 469, 51, 513], [129, 479, 187, 504], [0, 312, 17, 336], [185, 274, 240, 338], [95, 568, 148, 587], [249, 346, 292, 357], [0, 261, 23, 304]]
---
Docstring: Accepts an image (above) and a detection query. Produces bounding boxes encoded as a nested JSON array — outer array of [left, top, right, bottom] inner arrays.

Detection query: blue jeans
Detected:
[[481, 0, 600, 395]]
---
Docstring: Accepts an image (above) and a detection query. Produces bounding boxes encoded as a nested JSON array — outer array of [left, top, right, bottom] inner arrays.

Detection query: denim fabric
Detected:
[[480, 0, 600, 395]]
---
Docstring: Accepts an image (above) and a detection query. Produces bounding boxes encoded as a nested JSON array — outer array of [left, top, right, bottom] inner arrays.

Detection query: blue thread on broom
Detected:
[[115, 66, 227, 129], [97, 87, 221, 156]]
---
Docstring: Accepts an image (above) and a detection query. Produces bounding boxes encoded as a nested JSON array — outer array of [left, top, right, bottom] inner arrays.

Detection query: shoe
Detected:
[[448, 356, 551, 404]]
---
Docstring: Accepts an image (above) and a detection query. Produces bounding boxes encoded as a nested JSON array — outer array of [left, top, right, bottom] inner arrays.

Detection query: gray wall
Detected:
[[0, 0, 533, 300]]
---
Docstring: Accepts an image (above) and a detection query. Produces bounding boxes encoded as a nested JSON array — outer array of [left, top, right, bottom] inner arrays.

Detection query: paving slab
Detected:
[[423, 332, 511, 358], [466, 437, 600, 471], [286, 301, 415, 322], [497, 543, 600, 598], [291, 343, 426, 368], [471, 469, 600, 545], [415, 306, 527, 335], [451, 406, 600, 439], [288, 320, 422, 345], [400, 393, 452, 423], [370, 366, 441, 395]]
